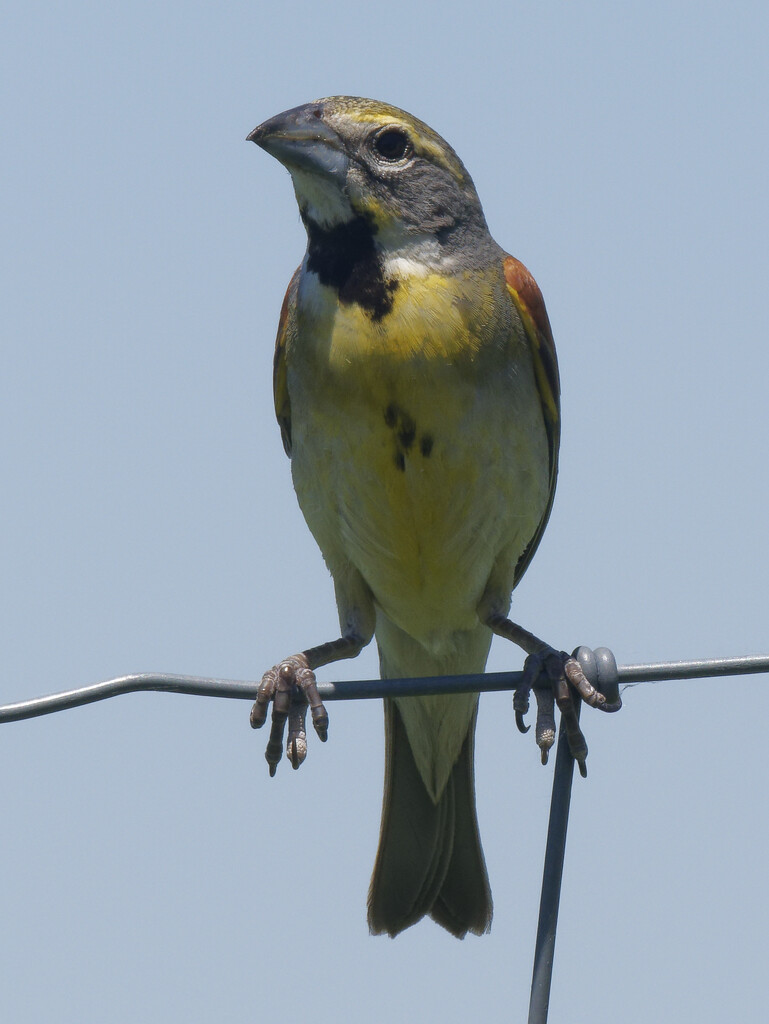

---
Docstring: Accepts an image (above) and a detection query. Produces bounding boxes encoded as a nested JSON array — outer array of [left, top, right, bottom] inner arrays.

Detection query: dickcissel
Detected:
[[247, 97, 613, 938]]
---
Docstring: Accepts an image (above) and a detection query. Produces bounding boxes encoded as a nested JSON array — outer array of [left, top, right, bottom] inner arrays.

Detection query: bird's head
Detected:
[[248, 96, 490, 259]]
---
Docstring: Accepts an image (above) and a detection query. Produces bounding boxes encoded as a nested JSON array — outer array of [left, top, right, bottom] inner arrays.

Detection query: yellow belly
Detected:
[[287, 266, 549, 648]]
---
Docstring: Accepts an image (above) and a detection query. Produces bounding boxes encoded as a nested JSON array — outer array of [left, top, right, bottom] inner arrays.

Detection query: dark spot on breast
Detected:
[[397, 414, 416, 451], [384, 402, 421, 470], [420, 434, 434, 457], [305, 214, 398, 321]]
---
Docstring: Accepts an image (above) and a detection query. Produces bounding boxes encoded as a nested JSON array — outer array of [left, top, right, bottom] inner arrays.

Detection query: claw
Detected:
[[485, 614, 619, 771], [310, 705, 329, 742], [265, 717, 285, 775], [292, 661, 328, 742], [288, 736, 307, 769], [519, 647, 591, 772], [513, 685, 531, 733], [250, 665, 278, 729], [533, 686, 556, 761], [564, 657, 606, 709], [262, 663, 296, 774], [514, 650, 545, 734], [287, 694, 308, 769], [251, 652, 329, 775]]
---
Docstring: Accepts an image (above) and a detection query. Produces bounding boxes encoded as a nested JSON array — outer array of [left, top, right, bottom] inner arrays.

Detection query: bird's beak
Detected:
[[247, 104, 348, 181]]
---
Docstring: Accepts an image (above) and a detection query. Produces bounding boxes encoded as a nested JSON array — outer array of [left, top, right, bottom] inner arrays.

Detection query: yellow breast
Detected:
[[285, 264, 549, 642]]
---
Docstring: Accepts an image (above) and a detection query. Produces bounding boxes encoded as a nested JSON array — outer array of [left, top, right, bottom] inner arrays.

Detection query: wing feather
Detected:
[[503, 255, 561, 584], [273, 267, 301, 457]]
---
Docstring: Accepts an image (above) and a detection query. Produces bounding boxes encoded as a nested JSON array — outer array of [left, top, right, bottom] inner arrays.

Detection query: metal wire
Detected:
[[617, 653, 769, 682], [528, 708, 579, 1024], [2, 649, 769, 1024], [2, 652, 768, 723]]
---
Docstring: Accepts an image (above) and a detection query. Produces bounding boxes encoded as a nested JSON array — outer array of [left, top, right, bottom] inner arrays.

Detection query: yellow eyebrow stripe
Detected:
[[341, 107, 465, 180]]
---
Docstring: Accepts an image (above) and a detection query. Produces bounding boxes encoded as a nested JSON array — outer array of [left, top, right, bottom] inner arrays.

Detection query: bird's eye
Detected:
[[372, 128, 411, 162]]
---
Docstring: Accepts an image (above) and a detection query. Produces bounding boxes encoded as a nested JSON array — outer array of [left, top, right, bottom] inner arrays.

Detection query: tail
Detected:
[[367, 698, 492, 938]]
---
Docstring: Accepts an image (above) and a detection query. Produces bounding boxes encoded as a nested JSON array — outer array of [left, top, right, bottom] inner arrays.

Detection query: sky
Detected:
[[2, 1, 768, 1021]]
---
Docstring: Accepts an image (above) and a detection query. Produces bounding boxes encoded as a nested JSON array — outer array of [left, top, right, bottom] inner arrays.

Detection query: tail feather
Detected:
[[429, 711, 492, 936], [367, 699, 492, 938]]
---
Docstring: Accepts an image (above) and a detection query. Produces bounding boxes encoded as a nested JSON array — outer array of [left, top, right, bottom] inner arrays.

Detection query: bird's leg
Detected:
[[483, 613, 620, 776], [251, 634, 365, 776]]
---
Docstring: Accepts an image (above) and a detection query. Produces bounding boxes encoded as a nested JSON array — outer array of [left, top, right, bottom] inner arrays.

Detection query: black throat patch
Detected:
[[304, 214, 398, 321]]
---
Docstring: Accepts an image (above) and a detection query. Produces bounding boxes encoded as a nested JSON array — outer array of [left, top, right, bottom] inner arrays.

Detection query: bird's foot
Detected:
[[514, 647, 621, 777], [250, 653, 329, 776]]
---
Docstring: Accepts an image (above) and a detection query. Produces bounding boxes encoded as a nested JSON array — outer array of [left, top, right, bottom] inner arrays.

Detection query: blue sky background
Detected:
[[2, 2, 768, 1021]]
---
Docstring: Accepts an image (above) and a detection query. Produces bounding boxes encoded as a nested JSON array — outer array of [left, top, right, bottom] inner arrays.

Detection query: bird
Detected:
[[247, 97, 612, 939]]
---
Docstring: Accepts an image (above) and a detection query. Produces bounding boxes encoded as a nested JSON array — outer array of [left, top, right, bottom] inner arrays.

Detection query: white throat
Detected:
[[290, 168, 354, 229]]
